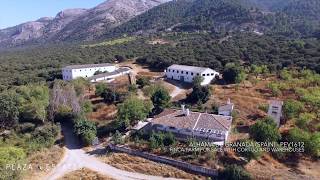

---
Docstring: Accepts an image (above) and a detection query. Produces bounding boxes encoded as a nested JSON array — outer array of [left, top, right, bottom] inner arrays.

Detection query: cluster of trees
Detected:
[[109, 0, 320, 38], [1, 31, 320, 88]]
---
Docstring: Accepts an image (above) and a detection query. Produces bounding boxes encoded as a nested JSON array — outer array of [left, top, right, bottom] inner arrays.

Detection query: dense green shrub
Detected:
[[288, 128, 320, 157], [117, 96, 153, 128], [249, 118, 281, 142], [151, 88, 171, 112], [295, 113, 315, 130], [0, 147, 26, 180], [74, 118, 97, 146], [283, 99, 304, 119], [29, 123, 60, 149], [136, 77, 151, 88], [219, 164, 252, 180], [81, 100, 93, 114], [187, 85, 211, 104], [95, 83, 108, 97], [0, 91, 19, 128]]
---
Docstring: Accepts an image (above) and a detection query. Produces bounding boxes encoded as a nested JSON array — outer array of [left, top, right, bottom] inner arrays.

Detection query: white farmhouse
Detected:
[[62, 63, 117, 81], [165, 64, 219, 85], [145, 106, 233, 146]]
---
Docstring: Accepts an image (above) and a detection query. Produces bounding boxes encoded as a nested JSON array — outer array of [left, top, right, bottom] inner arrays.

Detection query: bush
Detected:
[[249, 118, 281, 142], [0, 147, 26, 180], [117, 96, 153, 128], [18, 123, 36, 133], [219, 164, 252, 180], [30, 123, 60, 149], [81, 100, 93, 114], [283, 99, 304, 119], [74, 118, 97, 146], [288, 128, 320, 157], [136, 77, 151, 88], [295, 113, 315, 130], [151, 88, 171, 112], [237, 140, 263, 161], [163, 132, 176, 146], [187, 85, 211, 104], [258, 104, 269, 113], [128, 84, 138, 93], [112, 130, 124, 144], [95, 83, 108, 97]]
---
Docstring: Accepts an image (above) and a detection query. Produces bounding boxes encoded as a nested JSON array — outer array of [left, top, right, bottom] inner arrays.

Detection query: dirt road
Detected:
[[46, 123, 180, 180]]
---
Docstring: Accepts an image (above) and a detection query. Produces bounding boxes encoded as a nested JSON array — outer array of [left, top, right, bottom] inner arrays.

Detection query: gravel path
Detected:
[[46, 123, 179, 180]]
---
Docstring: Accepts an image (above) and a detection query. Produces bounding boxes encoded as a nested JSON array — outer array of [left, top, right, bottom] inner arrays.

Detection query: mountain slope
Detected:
[[106, 0, 320, 38], [0, 0, 170, 47]]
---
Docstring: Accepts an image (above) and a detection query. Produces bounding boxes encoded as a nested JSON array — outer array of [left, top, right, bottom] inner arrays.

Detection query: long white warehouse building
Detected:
[[62, 63, 117, 81], [165, 64, 219, 85]]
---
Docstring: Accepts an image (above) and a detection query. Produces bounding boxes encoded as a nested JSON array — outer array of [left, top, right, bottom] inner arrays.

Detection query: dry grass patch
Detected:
[[59, 168, 114, 180], [245, 154, 319, 180], [88, 104, 117, 122], [99, 153, 204, 179], [24, 145, 65, 180]]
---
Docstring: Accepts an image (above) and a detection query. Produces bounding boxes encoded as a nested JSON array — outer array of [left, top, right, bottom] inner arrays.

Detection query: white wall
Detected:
[[165, 67, 219, 85], [62, 65, 117, 80]]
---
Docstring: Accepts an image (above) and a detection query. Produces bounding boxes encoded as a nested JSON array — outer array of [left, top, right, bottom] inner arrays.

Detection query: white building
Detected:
[[164, 64, 219, 86], [268, 100, 283, 127], [218, 99, 234, 116], [62, 63, 117, 81], [144, 105, 233, 146]]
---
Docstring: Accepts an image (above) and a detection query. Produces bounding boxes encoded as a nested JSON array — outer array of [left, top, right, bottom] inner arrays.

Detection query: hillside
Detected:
[[107, 0, 320, 38], [0, 0, 170, 48]]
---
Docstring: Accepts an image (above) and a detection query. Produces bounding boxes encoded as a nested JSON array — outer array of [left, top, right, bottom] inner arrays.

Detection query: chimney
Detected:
[[185, 109, 190, 116], [227, 98, 231, 105], [181, 104, 185, 113]]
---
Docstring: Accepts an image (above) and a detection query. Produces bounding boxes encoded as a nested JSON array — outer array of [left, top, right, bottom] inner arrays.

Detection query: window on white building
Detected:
[[202, 74, 205, 76], [207, 73, 210, 76], [191, 72, 193, 76], [181, 71, 184, 74], [211, 73, 214, 76], [186, 72, 189, 75], [177, 70, 179, 73]]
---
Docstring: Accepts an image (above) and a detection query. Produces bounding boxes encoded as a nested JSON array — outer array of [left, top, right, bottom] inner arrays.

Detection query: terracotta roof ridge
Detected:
[[211, 114, 229, 131], [192, 113, 202, 130]]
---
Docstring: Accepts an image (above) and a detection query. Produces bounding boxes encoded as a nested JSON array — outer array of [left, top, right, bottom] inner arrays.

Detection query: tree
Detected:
[[188, 85, 211, 104], [0, 147, 26, 180], [117, 96, 153, 127], [283, 99, 304, 119], [74, 118, 97, 146], [249, 118, 281, 142], [219, 164, 252, 180], [193, 75, 204, 87], [16, 85, 50, 124], [136, 77, 151, 88], [102, 88, 119, 103], [223, 63, 246, 84], [151, 88, 171, 112], [0, 91, 19, 128], [95, 83, 108, 97]]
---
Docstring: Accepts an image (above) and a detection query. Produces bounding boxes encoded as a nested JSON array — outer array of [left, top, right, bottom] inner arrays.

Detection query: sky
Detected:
[[0, 0, 105, 29]]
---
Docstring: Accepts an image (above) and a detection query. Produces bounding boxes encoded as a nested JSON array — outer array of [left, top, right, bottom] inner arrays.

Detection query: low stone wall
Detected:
[[108, 144, 218, 177]]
